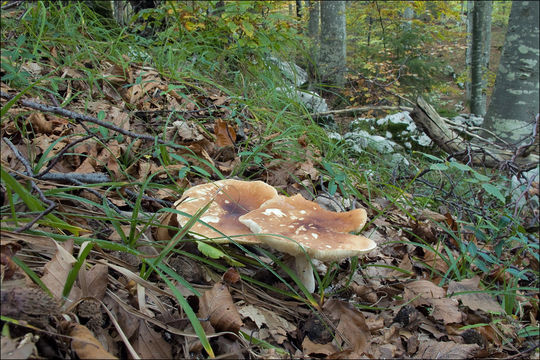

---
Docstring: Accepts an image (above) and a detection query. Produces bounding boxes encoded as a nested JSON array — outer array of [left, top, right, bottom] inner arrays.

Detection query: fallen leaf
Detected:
[[323, 299, 370, 357], [132, 320, 172, 359], [448, 277, 503, 314], [403, 280, 445, 307], [430, 298, 465, 324], [41, 239, 82, 302], [199, 281, 243, 333], [302, 337, 336, 357], [78, 263, 108, 300], [214, 118, 236, 147], [69, 322, 117, 359], [27, 112, 52, 134], [414, 340, 479, 359]]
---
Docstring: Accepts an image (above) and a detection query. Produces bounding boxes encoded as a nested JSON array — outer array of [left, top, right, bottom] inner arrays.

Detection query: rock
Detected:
[[350, 111, 432, 149], [266, 56, 308, 87], [276, 87, 334, 127]]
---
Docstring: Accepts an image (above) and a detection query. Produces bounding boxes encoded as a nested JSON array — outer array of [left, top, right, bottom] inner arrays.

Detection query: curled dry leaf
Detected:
[[214, 118, 236, 147], [322, 299, 370, 358], [199, 281, 243, 333], [68, 322, 117, 359]]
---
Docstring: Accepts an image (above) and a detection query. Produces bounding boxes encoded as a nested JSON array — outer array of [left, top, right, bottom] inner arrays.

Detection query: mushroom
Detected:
[[173, 179, 278, 244], [238, 194, 376, 292]]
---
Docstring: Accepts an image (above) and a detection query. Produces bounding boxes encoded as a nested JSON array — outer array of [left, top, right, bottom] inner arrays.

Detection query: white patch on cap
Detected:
[[201, 216, 220, 223], [299, 210, 307, 214], [295, 225, 306, 235], [263, 208, 286, 217], [311, 233, 318, 239]]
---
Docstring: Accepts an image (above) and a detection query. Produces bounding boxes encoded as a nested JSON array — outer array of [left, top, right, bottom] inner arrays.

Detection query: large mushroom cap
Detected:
[[174, 179, 278, 243], [238, 194, 376, 261]]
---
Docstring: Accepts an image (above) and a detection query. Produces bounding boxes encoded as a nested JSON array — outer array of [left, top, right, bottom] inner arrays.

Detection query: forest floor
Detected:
[[1, 3, 539, 359]]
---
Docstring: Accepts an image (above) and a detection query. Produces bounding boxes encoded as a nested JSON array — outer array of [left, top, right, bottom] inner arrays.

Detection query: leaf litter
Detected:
[[1, 13, 538, 360]]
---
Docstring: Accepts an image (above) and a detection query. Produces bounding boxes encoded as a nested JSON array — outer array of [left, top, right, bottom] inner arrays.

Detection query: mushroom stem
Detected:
[[294, 255, 315, 293]]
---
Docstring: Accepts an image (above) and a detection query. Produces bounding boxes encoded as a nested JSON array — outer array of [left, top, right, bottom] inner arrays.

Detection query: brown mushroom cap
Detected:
[[238, 194, 376, 261], [174, 179, 278, 243]]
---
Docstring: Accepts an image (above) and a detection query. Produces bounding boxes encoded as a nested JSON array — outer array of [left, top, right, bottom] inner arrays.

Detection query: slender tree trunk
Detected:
[[296, 0, 302, 19], [307, 0, 320, 82], [319, 1, 347, 87], [307, 0, 319, 39], [470, 1, 492, 116], [484, 1, 539, 143], [465, 0, 474, 104]]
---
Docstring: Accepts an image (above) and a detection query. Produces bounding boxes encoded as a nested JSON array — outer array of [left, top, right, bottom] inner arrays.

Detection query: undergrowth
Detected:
[[1, 1, 538, 358]]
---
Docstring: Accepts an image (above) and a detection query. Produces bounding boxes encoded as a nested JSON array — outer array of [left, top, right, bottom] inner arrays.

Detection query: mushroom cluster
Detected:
[[167, 179, 376, 292]]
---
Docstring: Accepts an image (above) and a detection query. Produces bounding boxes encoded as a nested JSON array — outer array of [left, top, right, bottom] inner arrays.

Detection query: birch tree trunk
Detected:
[[470, 1, 492, 116], [484, 0, 539, 143], [319, 1, 347, 87]]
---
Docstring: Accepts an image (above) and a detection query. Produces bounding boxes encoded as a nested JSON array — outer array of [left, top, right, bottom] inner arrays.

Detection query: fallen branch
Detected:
[[307, 105, 414, 118], [0, 91, 184, 149], [2, 137, 56, 233], [410, 96, 539, 171]]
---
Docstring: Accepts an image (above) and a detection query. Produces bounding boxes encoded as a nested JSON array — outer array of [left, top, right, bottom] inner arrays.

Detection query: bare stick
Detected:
[[2, 137, 57, 232], [35, 134, 94, 178], [306, 105, 414, 118], [0, 91, 183, 148]]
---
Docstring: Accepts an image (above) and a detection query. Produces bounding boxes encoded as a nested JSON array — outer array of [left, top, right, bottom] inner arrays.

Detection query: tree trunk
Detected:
[[484, 1, 539, 143], [296, 0, 302, 19], [465, 0, 474, 103], [307, 0, 320, 82], [470, 1, 492, 116], [319, 1, 347, 87]]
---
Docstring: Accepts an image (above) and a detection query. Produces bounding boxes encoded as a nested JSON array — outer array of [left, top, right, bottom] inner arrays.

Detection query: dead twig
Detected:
[[0, 91, 184, 149], [35, 134, 94, 179], [2, 137, 57, 233], [307, 105, 413, 118]]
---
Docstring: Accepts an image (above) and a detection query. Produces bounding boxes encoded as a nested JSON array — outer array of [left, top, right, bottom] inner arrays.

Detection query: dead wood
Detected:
[[410, 96, 539, 171], [308, 105, 414, 118]]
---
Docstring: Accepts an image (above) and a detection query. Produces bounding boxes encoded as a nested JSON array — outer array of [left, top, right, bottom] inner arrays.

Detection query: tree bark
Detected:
[[411, 97, 538, 171], [484, 1, 539, 143], [307, 0, 320, 82], [319, 1, 347, 87], [470, 1, 492, 116]]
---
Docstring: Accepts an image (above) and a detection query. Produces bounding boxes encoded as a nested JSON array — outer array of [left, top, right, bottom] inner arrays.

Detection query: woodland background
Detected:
[[0, 1, 539, 359]]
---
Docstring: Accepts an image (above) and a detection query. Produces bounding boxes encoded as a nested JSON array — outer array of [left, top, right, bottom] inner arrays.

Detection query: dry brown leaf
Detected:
[[422, 247, 451, 275], [132, 320, 172, 359], [41, 239, 82, 302], [211, 94, 228, 106], [448, 277, 503, 314], [78, 263, 108, 300], [302, 337, 336, 357], [323, 299, 370, 357], [27, 113, 52, 134], [430, 298, 466, 324], [414, 340, 479, 359], [214, 118, 236, 147], [0, 240, 21, 281], [199, 281, 243, 333], [69, 322, 117, 359], [403, 280, 445, 307]]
